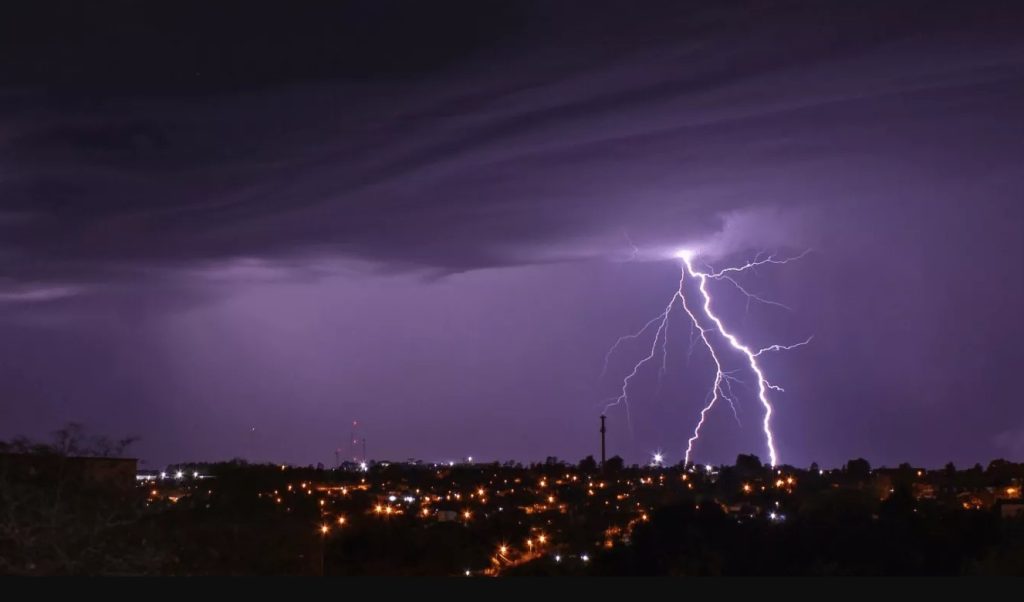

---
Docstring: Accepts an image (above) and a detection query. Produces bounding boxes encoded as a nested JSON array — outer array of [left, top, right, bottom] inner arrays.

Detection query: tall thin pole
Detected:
[[600, 415, 606, 470]]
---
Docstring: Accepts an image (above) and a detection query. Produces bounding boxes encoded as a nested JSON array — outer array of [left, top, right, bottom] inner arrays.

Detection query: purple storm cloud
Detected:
[[1, 1, 1022, 468]]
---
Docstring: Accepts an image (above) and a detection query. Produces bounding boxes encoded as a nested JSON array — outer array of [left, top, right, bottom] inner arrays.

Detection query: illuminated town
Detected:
[[124, 454, 1022, 575], [2, 422, 1023, 576]]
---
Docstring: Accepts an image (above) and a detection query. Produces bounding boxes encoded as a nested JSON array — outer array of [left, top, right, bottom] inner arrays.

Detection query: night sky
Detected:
[[2, 1, 1023, 469]]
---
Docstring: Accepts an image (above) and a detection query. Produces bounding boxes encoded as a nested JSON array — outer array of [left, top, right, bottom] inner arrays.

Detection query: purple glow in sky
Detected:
[[1, 1, 1023, 468]]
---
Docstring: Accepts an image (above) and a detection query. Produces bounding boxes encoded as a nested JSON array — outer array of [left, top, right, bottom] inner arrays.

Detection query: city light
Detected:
[[237, 455, 1015, 576]]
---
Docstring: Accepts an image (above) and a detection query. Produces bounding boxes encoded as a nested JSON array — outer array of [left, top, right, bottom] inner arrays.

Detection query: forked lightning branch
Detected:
[[603, 249, 812, 467]]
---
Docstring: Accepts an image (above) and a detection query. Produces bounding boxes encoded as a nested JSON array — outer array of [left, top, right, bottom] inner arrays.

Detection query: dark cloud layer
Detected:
[[1, 1, 1022, 467], [4, 1, 1019, 286]]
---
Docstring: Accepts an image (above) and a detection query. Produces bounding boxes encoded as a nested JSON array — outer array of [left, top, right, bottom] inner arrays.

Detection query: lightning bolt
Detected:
[[685, 256, 786, 466], [622, 231, 641, 262], [753, 337, 813, 357], [702, 249, 812, 278], [601, 288, 678, 434], [601, 312, 672, 380], [600, 249, 811, 468]]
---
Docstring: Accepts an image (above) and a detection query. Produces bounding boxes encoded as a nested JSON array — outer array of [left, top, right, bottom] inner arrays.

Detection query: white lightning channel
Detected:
[[753, 337, 814, 357], [702, 249, 812, 278], [601, 312, 672, 380], [678, 268, 733, 465], [601, 287, 679, 434], [684, 256, 783, 466], [601, 248, 811, 469]]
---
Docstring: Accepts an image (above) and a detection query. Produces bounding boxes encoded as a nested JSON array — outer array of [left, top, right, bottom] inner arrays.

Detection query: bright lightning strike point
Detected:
[[674, 248, 696, 262]]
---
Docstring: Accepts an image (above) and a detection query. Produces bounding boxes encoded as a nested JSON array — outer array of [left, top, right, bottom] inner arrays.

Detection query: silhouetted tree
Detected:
[[544, 456, 564, 467], [0, 426, 160, 574], [986, 459, 1016, 485], [605, 455, 624, 472], [735, 454, 762, 476], [844, 458, 871, 481], [1, 422, 138, 458], [894, 462, 915, 488], [578, 455, 598, 473]]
